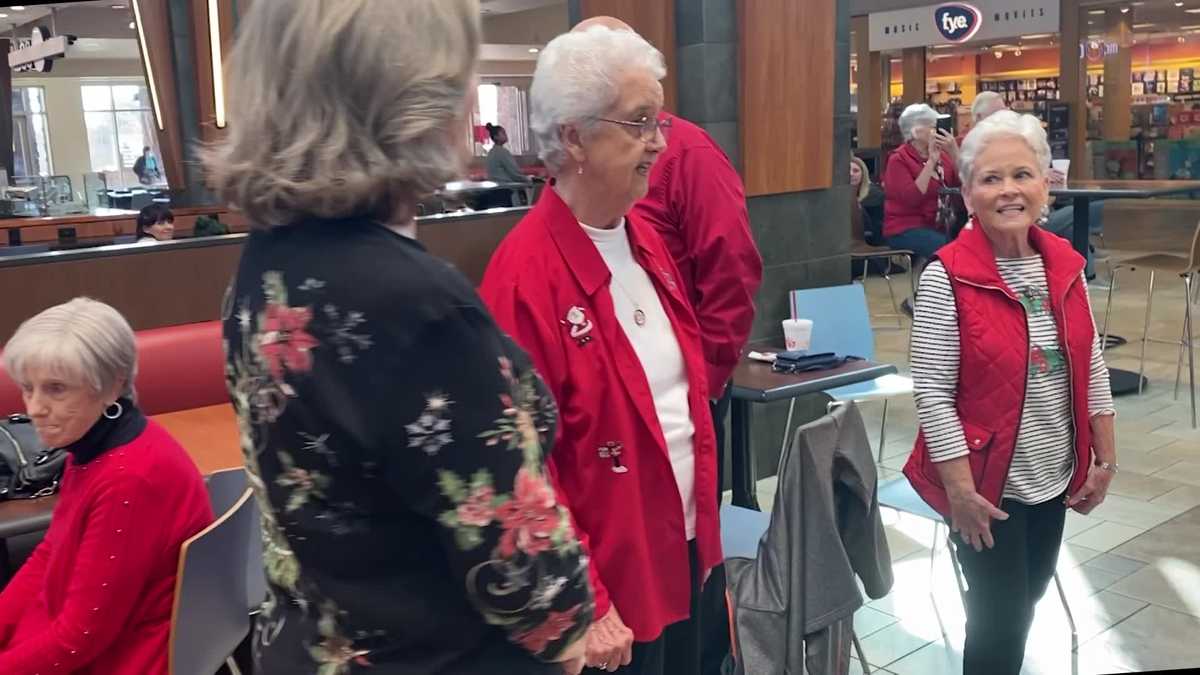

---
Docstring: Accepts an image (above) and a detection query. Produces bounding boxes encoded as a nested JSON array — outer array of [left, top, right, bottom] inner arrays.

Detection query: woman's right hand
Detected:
[[948, 488, 1009, 552], [585, 606, 634, 672]]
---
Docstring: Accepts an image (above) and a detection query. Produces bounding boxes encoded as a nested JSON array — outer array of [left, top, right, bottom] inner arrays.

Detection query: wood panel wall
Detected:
[[901, 48, 927, 105], [578, 0, 678, 113], [1103, 8, 1134, 141], [1059, 0, 1089, 179], [852, 16, 882, 149], [132, 0, 186, 191], [738, 0, 834, 196]]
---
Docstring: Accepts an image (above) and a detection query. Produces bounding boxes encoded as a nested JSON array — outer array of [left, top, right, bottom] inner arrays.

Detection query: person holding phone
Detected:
[[882, 103, 961, 268]]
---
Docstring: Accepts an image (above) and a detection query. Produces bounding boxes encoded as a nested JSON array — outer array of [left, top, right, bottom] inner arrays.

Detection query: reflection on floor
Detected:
[[747, 262, 1200, 674]]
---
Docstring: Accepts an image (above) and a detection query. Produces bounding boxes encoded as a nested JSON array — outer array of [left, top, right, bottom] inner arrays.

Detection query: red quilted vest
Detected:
[[903, 218, 1096, 517]]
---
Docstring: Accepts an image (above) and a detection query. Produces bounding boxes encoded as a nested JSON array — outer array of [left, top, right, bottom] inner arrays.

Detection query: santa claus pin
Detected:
[[562, 305, 594, 346], [598, 441, 629, 473]]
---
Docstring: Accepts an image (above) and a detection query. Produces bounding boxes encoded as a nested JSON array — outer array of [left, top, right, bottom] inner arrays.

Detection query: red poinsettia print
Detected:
[[514, 605, 582, 654], [457, 485, 497, 527], [260, 302, 319, 381], [495, 468, 560, 557]]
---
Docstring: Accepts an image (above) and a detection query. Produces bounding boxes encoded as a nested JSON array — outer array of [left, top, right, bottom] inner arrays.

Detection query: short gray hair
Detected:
[[531, 26, 666, 173], [3, 298, 137, 399], [200, 0, 481, 228], [971, 91, 1004, 122], [898, 103, 943, 141], [958, 110, 1051, 187]]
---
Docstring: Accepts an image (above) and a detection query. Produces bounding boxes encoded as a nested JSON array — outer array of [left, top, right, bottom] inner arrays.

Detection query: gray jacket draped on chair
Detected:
[[726, 402, 893, 674]]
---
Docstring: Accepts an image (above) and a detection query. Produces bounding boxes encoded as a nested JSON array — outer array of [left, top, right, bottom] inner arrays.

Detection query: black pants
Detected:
[[704, 387, 733, 675], [583, 542, 703, 675], [951, 496, 1066, 675]]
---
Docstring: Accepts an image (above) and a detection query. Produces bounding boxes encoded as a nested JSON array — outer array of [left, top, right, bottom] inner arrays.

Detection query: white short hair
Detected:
[[958, 110, 1051, 187], [3, 298, 137, 399], [200, 0, 481, 228], [898, 103, 944, 141], [531, 26, 666, 173], [971, 91, 1005, 122]]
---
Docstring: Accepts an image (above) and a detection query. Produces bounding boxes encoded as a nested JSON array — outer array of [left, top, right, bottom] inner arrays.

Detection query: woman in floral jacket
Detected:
[[203, 2, 592, 674]]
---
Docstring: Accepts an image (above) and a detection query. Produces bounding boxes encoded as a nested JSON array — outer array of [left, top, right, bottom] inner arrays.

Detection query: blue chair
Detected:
[[876, 477, 1078, 655], [789, 284, 912, 462]]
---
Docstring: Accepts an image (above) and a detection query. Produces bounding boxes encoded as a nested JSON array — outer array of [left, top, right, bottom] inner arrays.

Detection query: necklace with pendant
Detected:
[[609, 274, 647, 326]]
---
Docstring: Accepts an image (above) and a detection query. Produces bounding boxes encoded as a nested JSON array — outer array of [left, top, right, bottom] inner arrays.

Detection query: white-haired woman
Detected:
[[903, 110, 1117, 674], [882, 103, 962, 262], [480, 26, 720, 675], [203, 2, 592, 674], [0, 298, 212, 674]]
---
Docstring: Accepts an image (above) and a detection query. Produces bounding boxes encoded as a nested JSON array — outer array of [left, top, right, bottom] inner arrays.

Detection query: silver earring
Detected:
[[1037, 204, 1050, 226], [103, 401, 123, 419], [577, 165, 584, 176]]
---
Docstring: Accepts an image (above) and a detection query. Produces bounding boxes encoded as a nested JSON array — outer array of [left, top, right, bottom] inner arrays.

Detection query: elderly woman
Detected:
[[480, 26, 720, 675], [883, 103, 962, 262], [0, 297, 212, 673], [202, 2, 592, 674], [904, 110, 1117, 675]]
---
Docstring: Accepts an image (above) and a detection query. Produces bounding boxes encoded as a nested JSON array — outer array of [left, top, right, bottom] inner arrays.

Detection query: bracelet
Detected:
[[1095, 460, 1119, 474]]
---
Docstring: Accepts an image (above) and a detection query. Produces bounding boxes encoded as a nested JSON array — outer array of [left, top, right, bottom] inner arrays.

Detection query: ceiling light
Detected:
[[207, 0, 226, 129], [0, 13, 8, 18], [128, 21, 135, 29], [1089, 9, 1106, 14], [1177, 1, 1186, 5], [1188, 7, 1200, 12], [994, 50, 1003, 58], [1182, 24, 1200, 28], [10, 5, 24, 10], [1015, 49, 1023, 56], [1021, 34, 1052, 39], [1134, 23, 1154, 28], [1132, 1, 1144, 5], [528, 47, 539, 53], [111, 3, 126, 8], [1121, 7, 1130, 13]]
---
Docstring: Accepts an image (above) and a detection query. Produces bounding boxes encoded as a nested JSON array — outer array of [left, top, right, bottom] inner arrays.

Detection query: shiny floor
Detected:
[[750, 257, 1200, 675]]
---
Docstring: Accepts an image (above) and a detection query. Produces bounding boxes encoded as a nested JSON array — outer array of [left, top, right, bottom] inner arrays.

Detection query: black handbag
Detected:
[[772, 352, 864, 374], [0, 414, 67, 500]]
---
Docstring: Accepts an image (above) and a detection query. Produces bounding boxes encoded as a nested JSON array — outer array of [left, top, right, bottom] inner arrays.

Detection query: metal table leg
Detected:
[[729, 398, 759, 510]]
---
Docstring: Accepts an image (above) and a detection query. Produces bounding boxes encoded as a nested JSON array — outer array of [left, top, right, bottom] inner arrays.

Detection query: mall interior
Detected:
[[0, 0, 1196, 674]]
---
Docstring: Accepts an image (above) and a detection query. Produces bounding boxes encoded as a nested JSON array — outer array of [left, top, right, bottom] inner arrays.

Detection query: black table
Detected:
[[945, 180, 1200, 394], [729, 348, 898, 509]]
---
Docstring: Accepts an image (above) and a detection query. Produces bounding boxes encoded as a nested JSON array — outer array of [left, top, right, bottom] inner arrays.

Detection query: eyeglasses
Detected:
[[595, 115, 672, 142]]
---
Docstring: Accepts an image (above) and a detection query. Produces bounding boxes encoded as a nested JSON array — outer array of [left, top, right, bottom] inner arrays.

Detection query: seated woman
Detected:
[[882, 103, 961, 263], [0, 297, 213, 674], [481, 26, 720, 674], [851, 155, 885, 246], [135, 203, 175, 242]]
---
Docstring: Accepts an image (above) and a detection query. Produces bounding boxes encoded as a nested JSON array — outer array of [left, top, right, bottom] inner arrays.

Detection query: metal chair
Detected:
[[851, 207, 916, 330], [205, 467, 248, 517], [1100, 219, 1200, 427], [876, 477, 1079, 656], [204, 468, 268, 657], [789, 284, 913, 462], [170, 488, 254, 675]]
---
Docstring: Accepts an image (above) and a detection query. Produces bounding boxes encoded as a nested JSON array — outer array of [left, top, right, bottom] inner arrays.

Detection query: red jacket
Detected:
[[903, 220, 1095, 517], [632, 113, 763, 398], [882, 142, 960, 238], [480, 188, 721, 642], [0, 421, 213, 674]]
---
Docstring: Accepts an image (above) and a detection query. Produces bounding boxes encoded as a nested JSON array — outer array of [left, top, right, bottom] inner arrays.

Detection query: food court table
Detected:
[[945, 180, 1200, 394], [729, 348, 898, 510]]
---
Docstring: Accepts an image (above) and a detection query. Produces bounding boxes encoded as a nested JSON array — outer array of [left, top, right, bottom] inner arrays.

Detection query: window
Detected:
[[12, 86, 53, 178], [81, 83, 162, 188], [472, 83, 532, 156]]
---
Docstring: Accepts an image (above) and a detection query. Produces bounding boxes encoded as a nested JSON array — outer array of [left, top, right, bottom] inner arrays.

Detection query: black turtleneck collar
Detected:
[[65, 397, 147, 465]]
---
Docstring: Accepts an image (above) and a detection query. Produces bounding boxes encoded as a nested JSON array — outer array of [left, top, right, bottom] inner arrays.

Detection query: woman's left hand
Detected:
[[1066, 463, 1115, 515]]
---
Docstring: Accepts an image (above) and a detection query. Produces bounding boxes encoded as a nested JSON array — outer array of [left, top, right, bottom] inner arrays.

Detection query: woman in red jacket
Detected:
[[882, 103, 962, 263], [0, 297, 213, 674], [481, 25, 720, 675]]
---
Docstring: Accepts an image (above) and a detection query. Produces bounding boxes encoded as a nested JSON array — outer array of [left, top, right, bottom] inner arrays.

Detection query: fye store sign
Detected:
[[869, 1, 1059, 51]]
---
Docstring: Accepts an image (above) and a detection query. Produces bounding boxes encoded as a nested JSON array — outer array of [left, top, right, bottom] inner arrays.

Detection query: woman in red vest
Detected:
[[481, 25, 720, 675], [903, 110, 1118, 675]]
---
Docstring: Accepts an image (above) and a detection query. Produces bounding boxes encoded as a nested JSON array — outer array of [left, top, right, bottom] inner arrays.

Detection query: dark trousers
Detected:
[[951, 496, 1067, 675], [704, 387, 733, 675], [583, 542, 703, 675]]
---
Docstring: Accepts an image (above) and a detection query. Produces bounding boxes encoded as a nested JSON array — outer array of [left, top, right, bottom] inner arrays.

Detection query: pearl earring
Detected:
[[577, 165, 584, 176]]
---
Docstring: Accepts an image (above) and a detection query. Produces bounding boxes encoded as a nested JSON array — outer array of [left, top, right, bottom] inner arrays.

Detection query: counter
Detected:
[[0, 206, 250, 246]]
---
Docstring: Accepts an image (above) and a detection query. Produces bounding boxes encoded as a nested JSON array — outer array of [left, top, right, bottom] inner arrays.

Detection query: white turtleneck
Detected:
[[580, 218, 696, 539]]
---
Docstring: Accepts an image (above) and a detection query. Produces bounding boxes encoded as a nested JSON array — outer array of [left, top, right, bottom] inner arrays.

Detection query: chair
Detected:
[[170, 488, 254, 675], [1100, 219, 1200, 427], [204, 467, 268, 627], [851, 202, 915, 329], [876, 477, 1079, 656], [205, 467, 248, 516], [790, 284, 913, 462]]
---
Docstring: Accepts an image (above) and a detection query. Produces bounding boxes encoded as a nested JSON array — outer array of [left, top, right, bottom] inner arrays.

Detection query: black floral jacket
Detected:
[[223, 218, 593, 674]]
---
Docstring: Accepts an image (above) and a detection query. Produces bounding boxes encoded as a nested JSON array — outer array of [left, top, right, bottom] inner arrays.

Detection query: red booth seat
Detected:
[[0, 321, 227, 417]]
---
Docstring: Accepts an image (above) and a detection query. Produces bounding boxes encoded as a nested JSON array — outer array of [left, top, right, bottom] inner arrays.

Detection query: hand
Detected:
[[948, 488, 1009, 552], [561, 656, 586, 675], [585, 606, 634, 672], [934, 129, 959, 160], [1067, 462, 1116, 515]]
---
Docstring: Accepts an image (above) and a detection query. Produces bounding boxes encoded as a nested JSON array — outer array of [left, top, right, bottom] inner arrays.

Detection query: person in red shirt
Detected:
[[882, 103, 962, 263], [482, 25, 721, 675], [0, 298, 213, 674]]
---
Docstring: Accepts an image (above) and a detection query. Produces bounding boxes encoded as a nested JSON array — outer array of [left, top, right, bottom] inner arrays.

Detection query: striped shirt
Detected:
[[911, 257, 1115, 505]]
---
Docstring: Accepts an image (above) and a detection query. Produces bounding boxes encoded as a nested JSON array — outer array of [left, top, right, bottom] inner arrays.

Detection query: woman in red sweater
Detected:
[[882, 103, 962, 263], [0, 297, 213, 674]]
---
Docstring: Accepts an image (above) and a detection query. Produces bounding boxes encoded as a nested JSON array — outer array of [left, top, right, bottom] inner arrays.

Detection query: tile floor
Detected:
[[746, 260, 1200, 674]]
